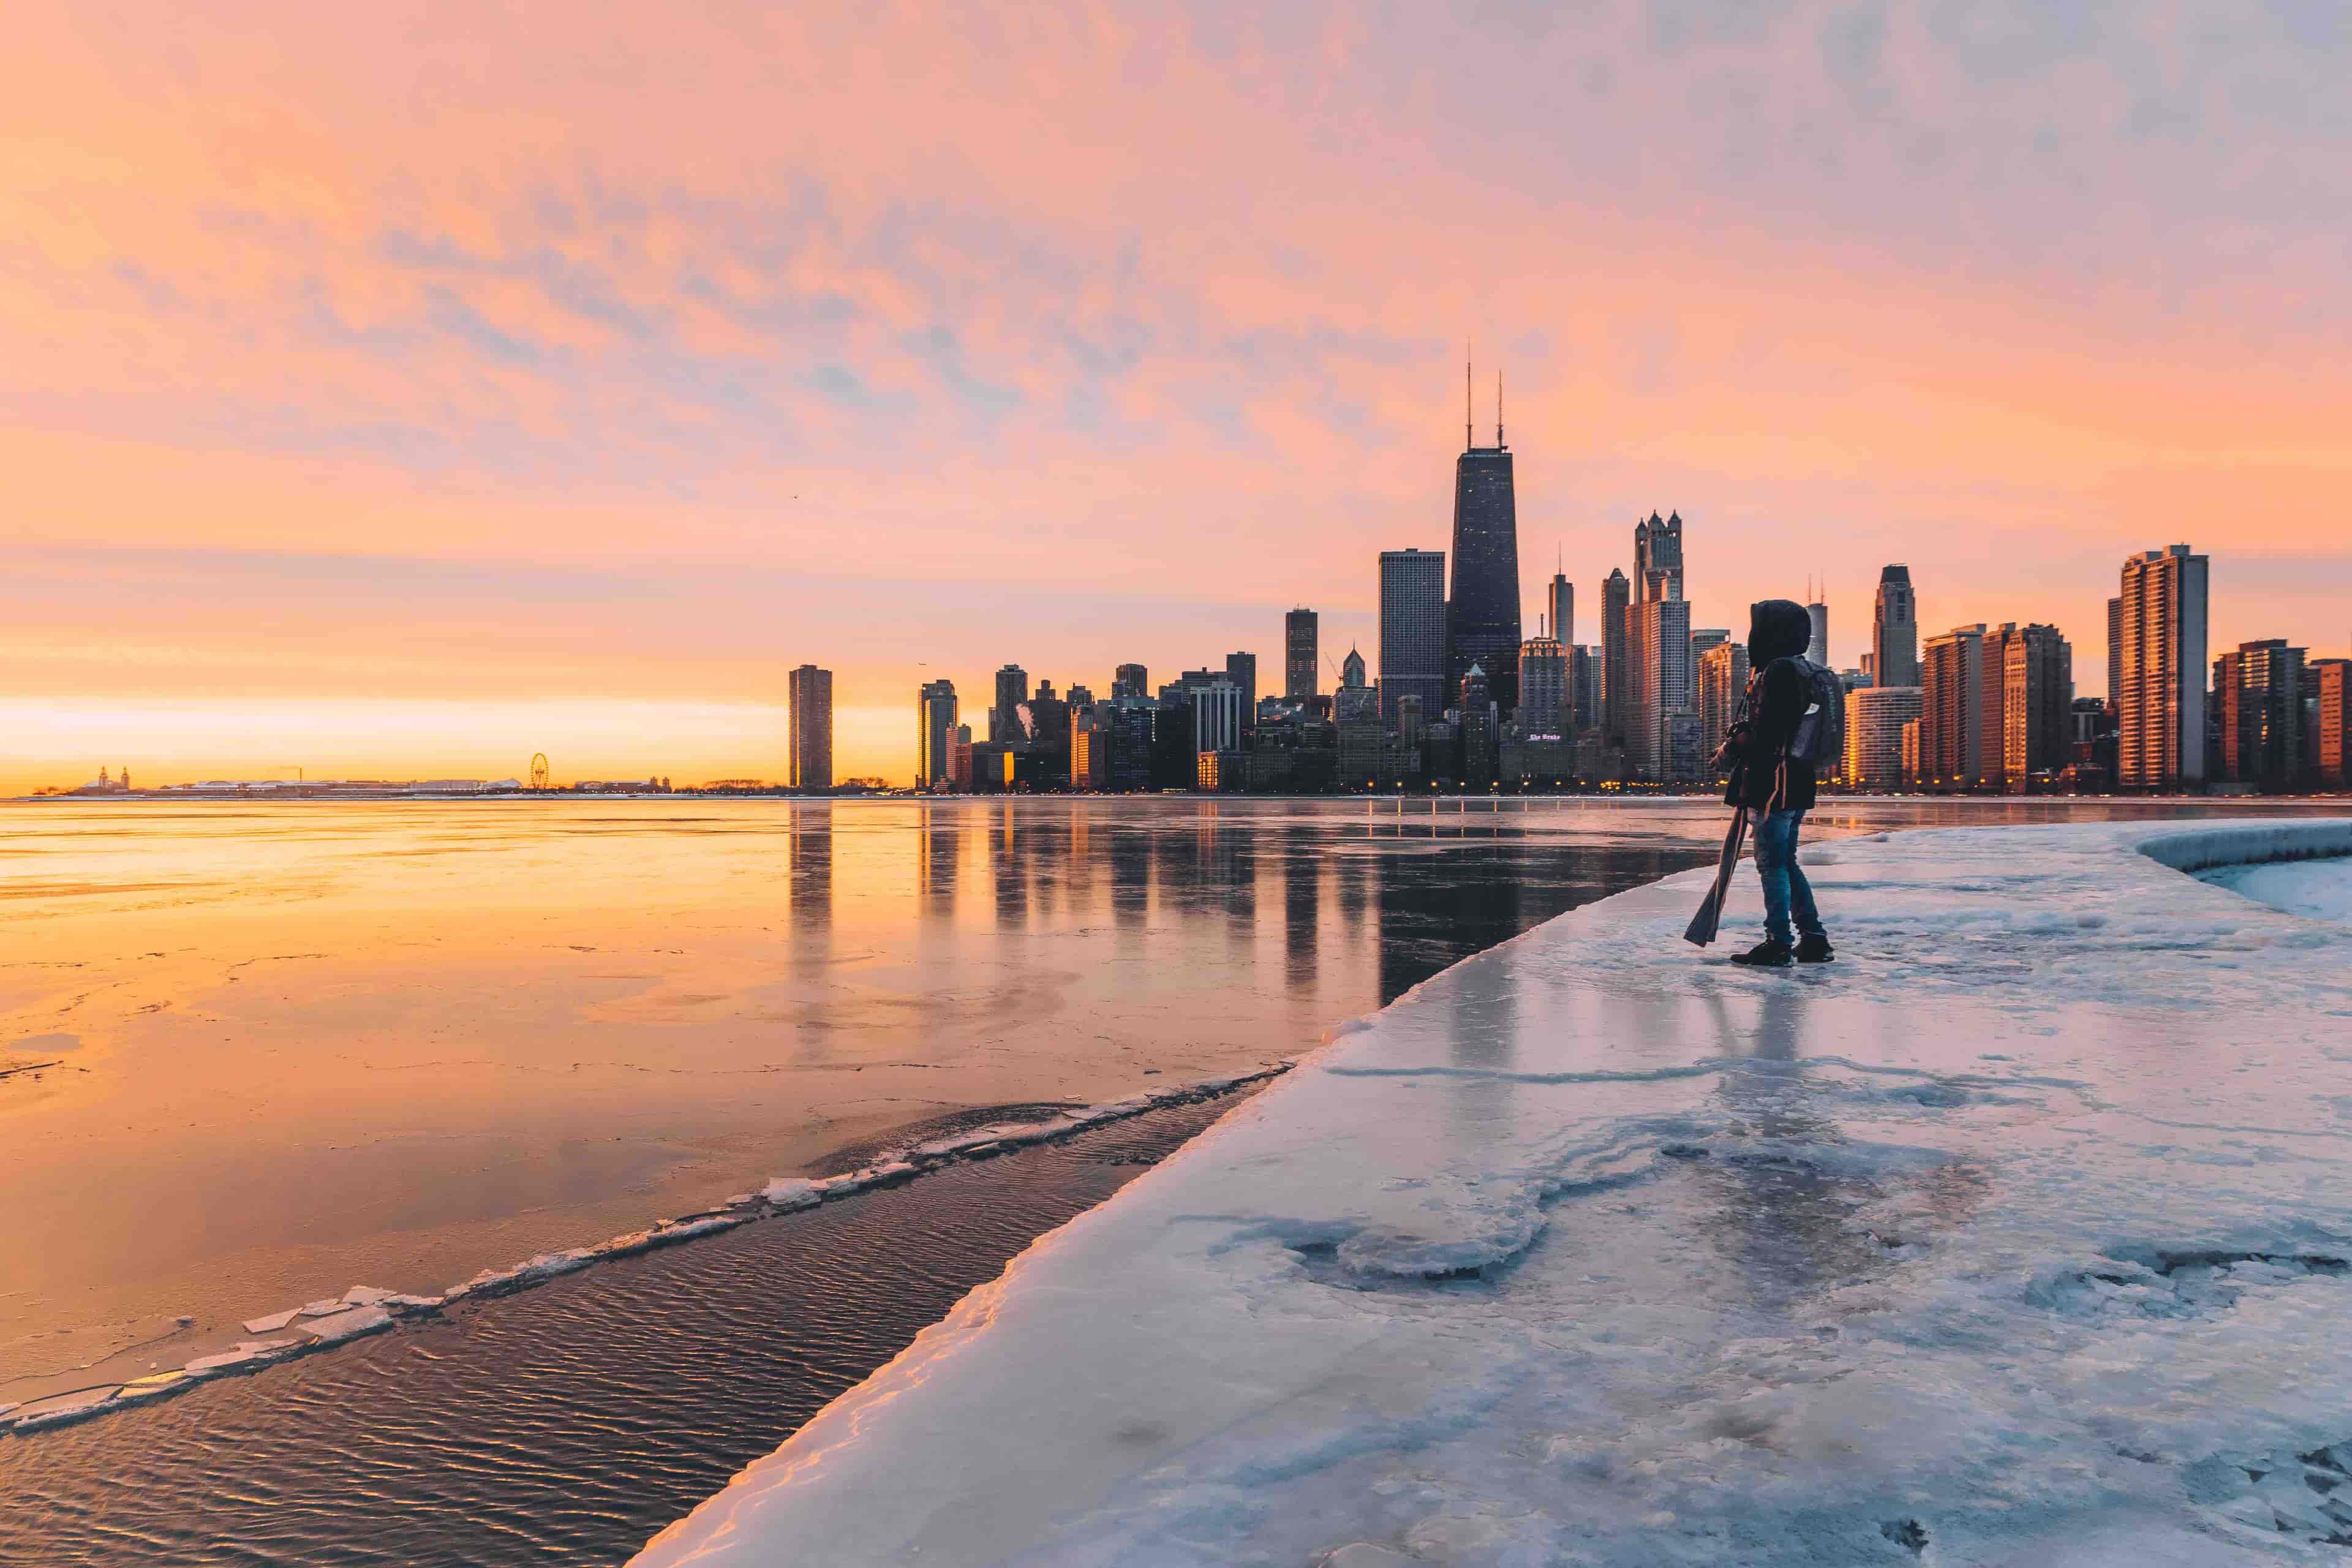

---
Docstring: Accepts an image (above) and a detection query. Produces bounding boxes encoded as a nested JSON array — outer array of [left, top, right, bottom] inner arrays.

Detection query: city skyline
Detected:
[[8, 6, 2352, 791]]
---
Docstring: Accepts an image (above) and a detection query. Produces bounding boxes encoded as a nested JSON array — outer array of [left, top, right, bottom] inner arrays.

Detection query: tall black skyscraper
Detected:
[[1446, 364, 1521, 714], [1600, 567, 1630, 745]]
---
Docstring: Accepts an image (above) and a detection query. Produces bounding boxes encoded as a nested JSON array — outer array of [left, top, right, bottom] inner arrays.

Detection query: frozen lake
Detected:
[[4, 796, 2340, 1558]]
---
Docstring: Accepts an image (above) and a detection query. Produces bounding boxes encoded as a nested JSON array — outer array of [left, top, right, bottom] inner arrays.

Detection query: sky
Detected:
[[4, 1, 2348, 790]]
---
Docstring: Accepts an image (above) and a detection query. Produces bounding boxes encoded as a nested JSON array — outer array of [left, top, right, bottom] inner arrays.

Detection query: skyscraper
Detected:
[[1335, 647, 1379, 783], [2105, 596, 2124, 715], [2315, 660, 2351, 787], [1695, 640, 1750, 769], [1634, 511, 1684, 603], [1379, 548, 1447, 728], [1189, 680, 1243, 758], [1872, 567, 1920, 689], [1627, 597, 1694, 781], [1600, 567, 1630, 745], [1844, 685, 1924, 791], [1113, 662, 1148, 700], [1225, 652, 1257, 721], [2215, 639, 2305, 790], [788, 664, 834, 791], [1978, 623, 2026, 793], [916, 679, 958, 790], [1446, 371, 1521, 714], [1569, 646, 1599, 734], [1998, 624, 2072, 791], [1457, 664, 1498, 789], [2117, 545, 2209, 790], [991, 664, 1028, 745], [1806, 595, 1829, 667], [1284, 609, 1319, 701], [1921, 625, 1985, 790], [1518, 635, 1567, 739], [1547, 569, 1573, 647]]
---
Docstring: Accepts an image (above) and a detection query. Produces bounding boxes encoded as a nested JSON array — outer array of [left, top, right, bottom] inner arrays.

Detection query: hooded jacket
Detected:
[[1722, 598, 1819, 813]]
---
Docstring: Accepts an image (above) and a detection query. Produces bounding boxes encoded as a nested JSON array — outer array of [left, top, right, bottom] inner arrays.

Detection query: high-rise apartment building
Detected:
[[1600, 568, 1630, 745], [1225, 652, 1257, 722], [1996, 624, 2072, 791], [2105, 597, 2124, 715], [2117, 545, 2209, 790], [991, 664, 1029, 746], [1634, 511, 1684, 603], [916, 679, 958, 790], [1547, 571, 1573, 647], [2315, 660, 2351, 787], [1844, 685, 1924, 791], [1379, 548, 1447, 728], [1627, 597, 1694, 782], [1284, 609, 1319, 702], [1112, 662, 1148, 700], [1978, 623, 2025, 793], [1920, 625, 1985, 790], [788, 664, 834, 791], [1446, 406, 1522, 714], [1695, 640, 1750, 771], [1872, 566, 1920, 689], [1517, 636, 1568, 739], [2215, 639, 2305, 791]]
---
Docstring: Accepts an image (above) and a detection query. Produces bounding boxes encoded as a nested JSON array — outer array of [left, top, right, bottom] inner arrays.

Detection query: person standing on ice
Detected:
[[1716, 598, 1837, 968]]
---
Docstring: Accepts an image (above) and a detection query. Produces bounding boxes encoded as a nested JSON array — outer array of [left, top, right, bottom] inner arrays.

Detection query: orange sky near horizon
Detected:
[[4, 2, 2348, 792]]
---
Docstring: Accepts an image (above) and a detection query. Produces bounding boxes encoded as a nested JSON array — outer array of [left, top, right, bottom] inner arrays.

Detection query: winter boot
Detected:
[[1730, 938, 1793, 968], [1795, 933, 1835, 964]]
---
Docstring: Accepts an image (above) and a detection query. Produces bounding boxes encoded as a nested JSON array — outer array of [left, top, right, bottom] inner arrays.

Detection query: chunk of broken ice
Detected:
[[241, 1308, 300, 1333], [293, 1305, 393, 1343]]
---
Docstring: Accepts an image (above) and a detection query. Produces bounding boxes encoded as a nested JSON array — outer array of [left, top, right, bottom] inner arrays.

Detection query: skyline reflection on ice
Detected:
[[0, 794, 1727, 1401]]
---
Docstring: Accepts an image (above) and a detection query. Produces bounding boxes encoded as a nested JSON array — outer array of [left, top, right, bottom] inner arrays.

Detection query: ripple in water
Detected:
[[0, 1096, 1248, 1567]]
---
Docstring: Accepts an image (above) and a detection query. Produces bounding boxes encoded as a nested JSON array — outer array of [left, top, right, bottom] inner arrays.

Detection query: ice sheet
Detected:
[[633, 818, 2352, 1567]]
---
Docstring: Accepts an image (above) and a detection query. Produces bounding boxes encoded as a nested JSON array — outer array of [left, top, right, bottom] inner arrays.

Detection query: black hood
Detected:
[[1748, 599, 1812, 668]]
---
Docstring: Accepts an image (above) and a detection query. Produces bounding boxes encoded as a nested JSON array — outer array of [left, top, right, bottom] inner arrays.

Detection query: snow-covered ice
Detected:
[[633, 818, 2352, 1567]]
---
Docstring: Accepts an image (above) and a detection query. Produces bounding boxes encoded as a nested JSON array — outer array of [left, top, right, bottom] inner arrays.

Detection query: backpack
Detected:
[[1781, 656, 1844, 767]]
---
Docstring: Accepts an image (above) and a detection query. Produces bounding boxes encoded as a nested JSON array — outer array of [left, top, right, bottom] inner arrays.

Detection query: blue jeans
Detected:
[[1752, 809, 1822, 946]]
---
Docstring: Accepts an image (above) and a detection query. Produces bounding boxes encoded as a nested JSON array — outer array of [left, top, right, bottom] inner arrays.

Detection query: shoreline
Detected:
[[0, 1065, 1291, 1438], [633, 817, 2352, 1566]]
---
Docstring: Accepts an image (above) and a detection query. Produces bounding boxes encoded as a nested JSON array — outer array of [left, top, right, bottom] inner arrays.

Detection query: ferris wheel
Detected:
[[529, 753, 550, 791]]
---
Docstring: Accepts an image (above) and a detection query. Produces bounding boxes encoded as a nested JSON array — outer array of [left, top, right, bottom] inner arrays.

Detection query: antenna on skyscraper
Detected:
[[1496, 370, 1504, 448], [1464, 339, 1473, 451]]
